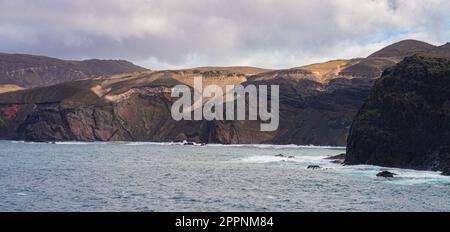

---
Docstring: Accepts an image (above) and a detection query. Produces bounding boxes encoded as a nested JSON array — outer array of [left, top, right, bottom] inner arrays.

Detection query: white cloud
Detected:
[[0, 0, 449, 69]]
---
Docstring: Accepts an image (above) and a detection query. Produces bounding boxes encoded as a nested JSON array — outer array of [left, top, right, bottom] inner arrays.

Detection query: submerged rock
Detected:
[[376, 171, 397, 178], [307, 165, 321, 170], [288, 156, 295, 159], [325, 153, 345, 164], [330, 160, 343, 164], [183, 142, 206, 146], [275, 154, 285, 157], [325, 153, 345, 160]]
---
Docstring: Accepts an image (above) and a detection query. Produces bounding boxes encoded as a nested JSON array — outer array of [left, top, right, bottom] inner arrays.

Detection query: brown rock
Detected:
[[174, 133, 188, 142]]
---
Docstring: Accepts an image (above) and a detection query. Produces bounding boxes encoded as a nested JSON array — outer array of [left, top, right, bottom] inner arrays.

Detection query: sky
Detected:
[[0, 0, 449, 70]]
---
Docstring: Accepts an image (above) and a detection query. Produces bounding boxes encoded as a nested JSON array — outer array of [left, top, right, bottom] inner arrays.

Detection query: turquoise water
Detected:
[[0, 141, 449, 212]]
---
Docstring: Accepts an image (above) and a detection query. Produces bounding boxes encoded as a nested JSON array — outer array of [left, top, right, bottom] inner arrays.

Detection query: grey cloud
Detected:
[[0, 0, 449, 69]]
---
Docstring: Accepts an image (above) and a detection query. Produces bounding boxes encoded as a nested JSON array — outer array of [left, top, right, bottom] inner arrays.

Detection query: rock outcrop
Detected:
[[307, 165, 322, 169], [376, 171, 397, 178], [345, 55, 450, 175]]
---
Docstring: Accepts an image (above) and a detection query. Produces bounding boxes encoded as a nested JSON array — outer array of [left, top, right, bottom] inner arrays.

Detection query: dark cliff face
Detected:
[[0, 68, 372, 145], [345, 55, 450, 175], [0, 53, 147, 88], [216, 76, 373, 146]]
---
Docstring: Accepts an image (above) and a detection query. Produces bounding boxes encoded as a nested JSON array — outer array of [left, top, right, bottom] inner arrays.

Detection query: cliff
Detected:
[[345, 55, 450, 175], [1, 40, 448, 145], [0, 67, 371, 145]]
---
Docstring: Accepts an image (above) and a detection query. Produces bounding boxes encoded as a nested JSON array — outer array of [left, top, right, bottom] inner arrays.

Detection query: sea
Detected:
[[0, 140, 449, 212]]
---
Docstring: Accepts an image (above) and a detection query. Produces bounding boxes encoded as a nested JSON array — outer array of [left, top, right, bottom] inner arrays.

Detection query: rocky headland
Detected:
[[345, 55, 450, 175]]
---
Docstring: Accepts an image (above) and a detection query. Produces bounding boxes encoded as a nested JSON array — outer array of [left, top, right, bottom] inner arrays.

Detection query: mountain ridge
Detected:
[[0, 39, 449, 145], [368, 39, 437, 58], [0, 52, 147, 88]]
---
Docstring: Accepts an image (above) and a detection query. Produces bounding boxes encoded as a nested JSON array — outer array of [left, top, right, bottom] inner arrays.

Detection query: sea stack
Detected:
[[345, 55, 450, 175]]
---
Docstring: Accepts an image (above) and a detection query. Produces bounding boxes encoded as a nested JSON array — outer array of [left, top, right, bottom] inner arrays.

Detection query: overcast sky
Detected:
[[0, 0, 449, 69]]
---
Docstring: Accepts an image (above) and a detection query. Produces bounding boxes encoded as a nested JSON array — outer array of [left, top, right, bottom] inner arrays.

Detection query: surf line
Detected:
[[171, 76, 279, 131]]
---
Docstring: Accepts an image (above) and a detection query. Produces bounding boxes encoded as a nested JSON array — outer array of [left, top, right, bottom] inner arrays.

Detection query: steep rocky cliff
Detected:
[[1, 40, 448, 145], [345, 55, 450, 175], [0, 67, 371, 145]]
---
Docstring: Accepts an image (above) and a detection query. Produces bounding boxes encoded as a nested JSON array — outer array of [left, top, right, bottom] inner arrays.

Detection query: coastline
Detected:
[[1, 140, 346, 149]]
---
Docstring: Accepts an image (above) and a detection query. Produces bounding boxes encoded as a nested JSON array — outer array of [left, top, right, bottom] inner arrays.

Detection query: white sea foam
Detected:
[[206, 143, 345, 150], [235, 154, 328, 164], [124, 141, 180, 146], [338, 164, 449, 185], [3, 140, 345, 149], [234, 153, 449, 185], [5, 140, 179, 146], [5, 140, 104, 145], [55, 141, 104, 145]]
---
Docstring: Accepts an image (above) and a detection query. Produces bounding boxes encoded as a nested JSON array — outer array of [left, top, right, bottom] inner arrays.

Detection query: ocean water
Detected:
[[0, 140, 449, 212]]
